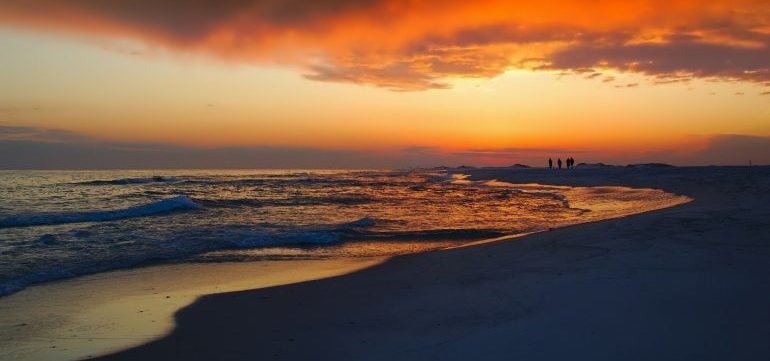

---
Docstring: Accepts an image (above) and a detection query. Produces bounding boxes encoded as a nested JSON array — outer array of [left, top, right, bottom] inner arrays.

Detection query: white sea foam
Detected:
[[0, 195, 200, 228]]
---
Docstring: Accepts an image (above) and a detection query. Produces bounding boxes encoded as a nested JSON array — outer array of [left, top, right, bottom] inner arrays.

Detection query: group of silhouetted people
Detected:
[[548, 157, 576, 169]]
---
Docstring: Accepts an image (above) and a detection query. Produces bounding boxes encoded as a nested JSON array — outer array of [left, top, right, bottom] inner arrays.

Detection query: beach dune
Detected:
[[93, 166, 770, 361]]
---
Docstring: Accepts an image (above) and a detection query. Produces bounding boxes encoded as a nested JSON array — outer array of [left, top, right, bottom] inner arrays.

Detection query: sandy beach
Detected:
[[4, 2, 769, 359], [0, 258, 385, 361], [79, 165, 770, 361]]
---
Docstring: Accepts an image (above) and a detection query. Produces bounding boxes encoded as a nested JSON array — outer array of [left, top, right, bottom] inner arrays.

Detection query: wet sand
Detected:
[[0, 258, 384, 361], [89, 166, 770, 360]]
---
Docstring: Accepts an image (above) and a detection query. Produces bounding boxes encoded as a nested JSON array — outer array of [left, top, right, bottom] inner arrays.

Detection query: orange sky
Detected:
[[0, 0, 769, 166]]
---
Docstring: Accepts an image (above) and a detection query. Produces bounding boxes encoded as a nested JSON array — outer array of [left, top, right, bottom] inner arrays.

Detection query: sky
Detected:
[[0, 0, 769, 168]]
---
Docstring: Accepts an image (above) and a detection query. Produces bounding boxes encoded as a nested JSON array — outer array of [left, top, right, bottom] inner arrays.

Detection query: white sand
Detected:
[[86, 165, 770, 360]]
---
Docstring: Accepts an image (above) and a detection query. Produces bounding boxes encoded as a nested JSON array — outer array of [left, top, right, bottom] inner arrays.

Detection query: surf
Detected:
[[0, 195, 200, 228]]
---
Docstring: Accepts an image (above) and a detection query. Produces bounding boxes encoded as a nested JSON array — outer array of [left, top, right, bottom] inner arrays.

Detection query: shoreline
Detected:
[[91, 166, 770, 360], [2, 166, 765, 360], [0, 171, 687, 300], [0, 258, 386, 361], [0, 196, 683, 361]]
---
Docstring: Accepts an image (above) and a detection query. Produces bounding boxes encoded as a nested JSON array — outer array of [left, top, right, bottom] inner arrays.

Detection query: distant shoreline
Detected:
[[0, 164, 764, 171]]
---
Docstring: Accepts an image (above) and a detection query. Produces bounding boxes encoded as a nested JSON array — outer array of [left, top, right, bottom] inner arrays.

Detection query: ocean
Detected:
[[0, 169, 683, 296]]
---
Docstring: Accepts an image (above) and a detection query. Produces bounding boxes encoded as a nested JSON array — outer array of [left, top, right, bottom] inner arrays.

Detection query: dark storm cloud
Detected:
[[547, 33, 770, 84], [1, 0, 769, 89], [0, 0, 377, 40]]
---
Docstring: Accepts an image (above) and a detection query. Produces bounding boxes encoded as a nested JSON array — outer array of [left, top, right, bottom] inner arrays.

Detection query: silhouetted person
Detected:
[[548, 158, 553, 169], [557, 158, 562, 169], [571, 157, 576, 168]]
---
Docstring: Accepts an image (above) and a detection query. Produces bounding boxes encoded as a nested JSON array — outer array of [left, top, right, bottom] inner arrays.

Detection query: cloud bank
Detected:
[[1, 0, 769, 90], [1, 126, 767, 168]]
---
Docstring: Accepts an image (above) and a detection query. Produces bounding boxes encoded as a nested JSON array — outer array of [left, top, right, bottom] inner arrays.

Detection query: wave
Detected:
[[178, 178, 389, 188], [0, 215, 525, 296], [0, 195, 200, 228], [0, 218, 363, 296], [197, 195, 375, 208], [342, 228, 507, 241], [457, 177, 574, 208], [0, 230, 341, 297], [76, 176, 179, 185]]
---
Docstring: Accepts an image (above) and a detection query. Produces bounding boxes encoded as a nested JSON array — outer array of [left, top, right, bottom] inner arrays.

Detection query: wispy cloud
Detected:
[[0, 125, 92, 142]]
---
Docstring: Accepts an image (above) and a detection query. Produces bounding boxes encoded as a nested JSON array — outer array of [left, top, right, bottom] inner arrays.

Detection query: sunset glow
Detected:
[[1, 0, 769, 167], [2, 3, 770, 359]]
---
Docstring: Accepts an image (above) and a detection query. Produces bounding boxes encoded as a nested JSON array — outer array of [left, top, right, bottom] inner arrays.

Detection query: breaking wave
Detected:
[[0, 195, 200, 228]]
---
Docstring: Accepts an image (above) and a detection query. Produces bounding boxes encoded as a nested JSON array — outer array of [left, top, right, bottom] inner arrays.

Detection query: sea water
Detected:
[[0, 169, 684, 296]]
